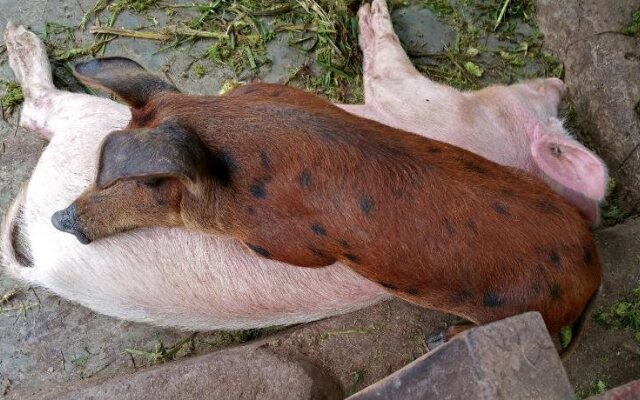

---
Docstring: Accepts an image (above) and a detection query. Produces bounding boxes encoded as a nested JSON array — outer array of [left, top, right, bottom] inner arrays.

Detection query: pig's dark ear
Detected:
[[73, 57, 178, 108], [96, 121, 207, 189]]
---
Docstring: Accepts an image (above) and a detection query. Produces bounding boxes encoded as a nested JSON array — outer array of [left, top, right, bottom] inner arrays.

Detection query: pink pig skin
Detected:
[[1, 0, 606, 331]]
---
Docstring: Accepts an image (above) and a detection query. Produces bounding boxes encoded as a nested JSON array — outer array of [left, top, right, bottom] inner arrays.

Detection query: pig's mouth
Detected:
[[51, 205, 92, 244]]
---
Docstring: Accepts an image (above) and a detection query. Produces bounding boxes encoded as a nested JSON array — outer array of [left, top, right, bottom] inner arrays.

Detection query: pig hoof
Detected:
[[4, 23, 54, 91], [425, 330, 446, 351], [370, 0, 394, 36]]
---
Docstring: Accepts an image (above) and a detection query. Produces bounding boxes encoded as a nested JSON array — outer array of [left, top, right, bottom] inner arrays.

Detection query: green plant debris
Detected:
[[576, 379, 608, 399], [464, 61, 483, 77], [347, 370, 363, 396], [0, 301, 38, 316], [125, 336, 194, 364], [559, 325, 572, 349], [71, 0, 363, 101], [624, 8, 640, 37], [412, 0, 560, 90], [595, 286, 640, 341], [202, 327, 280, 347], [1, 81, 24, 113], [110, 0, 161, 14], [193, 63, 206, 78], [71, 354, 89, 369], [37, 0, 561, 102], [0, 290, 18, 305], [218, 79, 245, 95], [601, 178, 628, 225]]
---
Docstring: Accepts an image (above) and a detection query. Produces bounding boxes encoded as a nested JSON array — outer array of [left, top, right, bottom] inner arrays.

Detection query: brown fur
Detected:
[[56, 59, 602, 336]]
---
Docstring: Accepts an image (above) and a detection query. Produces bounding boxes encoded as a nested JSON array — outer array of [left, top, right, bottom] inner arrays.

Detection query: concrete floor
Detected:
[[0, 1, 638, 398]]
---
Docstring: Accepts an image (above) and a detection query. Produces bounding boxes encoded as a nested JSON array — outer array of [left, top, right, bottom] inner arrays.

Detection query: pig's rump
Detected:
[[1, 126, 389, 330]]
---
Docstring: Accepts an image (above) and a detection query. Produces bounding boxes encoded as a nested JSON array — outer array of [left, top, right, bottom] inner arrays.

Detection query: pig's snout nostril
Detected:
[[51, 205, 92, 245]]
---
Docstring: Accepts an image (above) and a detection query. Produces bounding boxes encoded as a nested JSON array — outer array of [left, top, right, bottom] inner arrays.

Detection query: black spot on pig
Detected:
[[483, 291, 506, 308], [359, 195, 374, 215], [461, 159, 487, 174], [583, 246, 594, 265], [339, 239, 350, 249], [310, 223, 327, 236], [444, 219, 456, 235], [427, 147, 441, 153], [249, 181, 266, 199], [344, 253, 361, 263], [298, 170, 312, 187], [549, 283, 562, 300], [246, 243, 271, 258], [259, 151, 271, 169], [246, 206, 256, 215], [493, 203, 510, 216], [549, 250, 561, 268]]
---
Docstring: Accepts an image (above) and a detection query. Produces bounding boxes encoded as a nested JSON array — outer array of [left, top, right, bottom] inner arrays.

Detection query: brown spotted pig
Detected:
[[50, 57, 601, 336]]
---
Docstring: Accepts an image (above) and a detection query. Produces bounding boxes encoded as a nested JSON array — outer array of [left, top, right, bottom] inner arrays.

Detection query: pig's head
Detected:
[[51, 57, 218, 243], [474, 78, 608, 224], [51, 120, 220, 244]]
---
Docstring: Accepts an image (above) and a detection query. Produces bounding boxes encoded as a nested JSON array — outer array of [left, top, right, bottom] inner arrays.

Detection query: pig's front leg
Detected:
[[4, 22, 129, 140]]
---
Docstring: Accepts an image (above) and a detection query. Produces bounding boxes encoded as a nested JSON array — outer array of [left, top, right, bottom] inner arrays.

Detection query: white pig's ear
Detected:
[[530, 127, 608, 201], [74, 57, 178, 108]]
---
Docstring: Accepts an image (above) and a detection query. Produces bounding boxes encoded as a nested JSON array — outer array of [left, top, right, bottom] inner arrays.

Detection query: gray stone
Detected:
[[27, 341, 342, 400], [391, 7, 456, 56], [535, 0, 640, 214], [589, 379, 640, 400], [347, 312, 574, 400]]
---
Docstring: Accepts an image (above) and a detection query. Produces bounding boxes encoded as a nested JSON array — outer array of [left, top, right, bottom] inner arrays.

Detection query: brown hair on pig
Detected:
[[52, 57, 601, 336]]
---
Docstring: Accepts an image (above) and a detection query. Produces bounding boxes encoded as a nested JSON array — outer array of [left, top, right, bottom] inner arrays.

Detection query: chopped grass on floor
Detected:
[[601, 178, 629, 225], [202, 326, 283, 348], [0, 290, 17, 304], [125, 335, 195, 364], [594, 286, 640, 342], [410, 0, 561, 90], [0, 80, 24, 113], [575, 379, 608, 399]]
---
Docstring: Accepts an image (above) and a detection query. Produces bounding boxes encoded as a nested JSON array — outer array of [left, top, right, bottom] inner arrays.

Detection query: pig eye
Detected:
[[138, 177, 164, 188]]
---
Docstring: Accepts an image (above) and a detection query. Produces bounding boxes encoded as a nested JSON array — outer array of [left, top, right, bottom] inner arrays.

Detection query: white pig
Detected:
[[1, 0, 606, 331]]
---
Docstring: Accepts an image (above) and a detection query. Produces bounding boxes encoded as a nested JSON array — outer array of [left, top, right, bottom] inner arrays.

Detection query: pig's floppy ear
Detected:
[[73, 57, 178, 108], [531, 128, 608, 201], [96, 121, 208, 189]]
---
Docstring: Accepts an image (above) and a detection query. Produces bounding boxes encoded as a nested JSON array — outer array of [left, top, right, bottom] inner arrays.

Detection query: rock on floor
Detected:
[[536, 0, 640, 214]]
